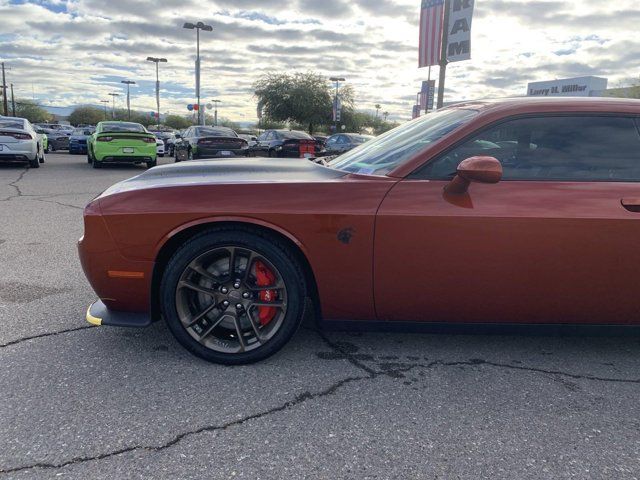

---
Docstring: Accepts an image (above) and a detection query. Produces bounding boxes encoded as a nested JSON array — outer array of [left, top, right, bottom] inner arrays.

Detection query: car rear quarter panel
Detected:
[[96, 176, 396, 319]]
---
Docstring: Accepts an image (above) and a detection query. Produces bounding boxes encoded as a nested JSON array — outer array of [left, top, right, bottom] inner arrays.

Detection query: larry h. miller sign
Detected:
[[527, 76, 608, 97]]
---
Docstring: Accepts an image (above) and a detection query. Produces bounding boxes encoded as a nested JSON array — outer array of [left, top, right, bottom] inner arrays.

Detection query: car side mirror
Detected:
[[444, 156, 502, 195]]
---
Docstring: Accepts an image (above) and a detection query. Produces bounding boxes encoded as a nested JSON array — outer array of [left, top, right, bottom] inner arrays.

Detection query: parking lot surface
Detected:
[[2, 153, 640, 479]]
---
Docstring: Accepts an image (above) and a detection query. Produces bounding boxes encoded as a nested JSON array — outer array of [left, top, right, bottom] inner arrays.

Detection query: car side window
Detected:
[[417, 115, 640, 182], [336, 135, 349, 144], [326, 136, 337, 145]]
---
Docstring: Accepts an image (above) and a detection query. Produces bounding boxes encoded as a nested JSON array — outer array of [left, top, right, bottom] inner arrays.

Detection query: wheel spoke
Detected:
[[179, 280, 219, 298], [242, 251, 256, 283], [245, 309, 265, 344], [199, 312, 228, 339], [186, 302, 218, 328], [247, 284, 285, 292], [233, 316, 246, 352], [189, 264, 222, 283], [250, 301, 285, 309], [227, 247, 237, 279]]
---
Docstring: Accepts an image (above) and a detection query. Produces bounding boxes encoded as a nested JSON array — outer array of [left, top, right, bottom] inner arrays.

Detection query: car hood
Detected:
[[99, 158, 346, 198]]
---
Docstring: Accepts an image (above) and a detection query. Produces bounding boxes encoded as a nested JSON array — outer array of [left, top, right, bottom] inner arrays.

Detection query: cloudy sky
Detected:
[[1, 0, 639, 122]]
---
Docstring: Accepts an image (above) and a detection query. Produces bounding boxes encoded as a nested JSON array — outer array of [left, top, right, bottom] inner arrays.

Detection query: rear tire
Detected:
[[92, 159, 102, 169], [29, 156, 40, 168], [146, 160, 157, 169], [160, 228, 307, 365]]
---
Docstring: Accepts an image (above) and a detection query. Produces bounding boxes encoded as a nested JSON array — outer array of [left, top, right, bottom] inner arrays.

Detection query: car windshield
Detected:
[[72, 129, 92, 135], [328, 108, 479, 175], [0, 120, 24, 130], [281, 131, 312, 140], [101, 122, 145, 133], [198, 127, 236, 137]]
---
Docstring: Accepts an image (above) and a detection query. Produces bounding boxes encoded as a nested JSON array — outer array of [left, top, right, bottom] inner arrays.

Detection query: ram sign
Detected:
[[527, 76, 608, 97]]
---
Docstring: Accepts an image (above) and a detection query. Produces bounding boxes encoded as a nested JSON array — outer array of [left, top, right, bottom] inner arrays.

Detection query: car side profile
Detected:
[[324, 133, 374, 154], [87, 121, 157, 169], [0, 116, 45, 168], [79, 97, 640, 364]]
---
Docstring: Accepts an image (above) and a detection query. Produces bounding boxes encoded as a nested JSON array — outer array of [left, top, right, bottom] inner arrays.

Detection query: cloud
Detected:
[[0, 0, 638, 122]]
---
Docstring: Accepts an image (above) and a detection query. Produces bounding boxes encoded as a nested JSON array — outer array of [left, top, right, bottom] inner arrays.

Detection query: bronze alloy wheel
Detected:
[[174, 246, 288, 354]]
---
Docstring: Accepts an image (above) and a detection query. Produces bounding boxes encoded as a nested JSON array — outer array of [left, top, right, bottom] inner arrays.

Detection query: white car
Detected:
[[0, 116, 45, 168], [155, 137, 165, 157], [238, 133, 258, 147]]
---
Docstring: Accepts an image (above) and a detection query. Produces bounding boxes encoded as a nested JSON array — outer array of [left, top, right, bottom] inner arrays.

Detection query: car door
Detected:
[[374, 114, 640, 324]]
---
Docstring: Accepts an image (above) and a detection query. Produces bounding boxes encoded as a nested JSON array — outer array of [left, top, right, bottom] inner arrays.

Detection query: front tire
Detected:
[[160, 229, 306, 365]]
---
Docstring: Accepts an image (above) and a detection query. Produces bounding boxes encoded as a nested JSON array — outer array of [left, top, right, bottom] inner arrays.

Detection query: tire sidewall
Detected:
[[160, 229, 306, 364]]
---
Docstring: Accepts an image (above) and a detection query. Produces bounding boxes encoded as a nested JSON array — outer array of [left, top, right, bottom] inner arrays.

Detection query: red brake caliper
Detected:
[[254, 260, 277, 326]]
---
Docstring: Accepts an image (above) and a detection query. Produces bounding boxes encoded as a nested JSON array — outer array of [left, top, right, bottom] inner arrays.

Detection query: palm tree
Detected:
[[383, 111, 389, 121], [375, 104, 381, 118]]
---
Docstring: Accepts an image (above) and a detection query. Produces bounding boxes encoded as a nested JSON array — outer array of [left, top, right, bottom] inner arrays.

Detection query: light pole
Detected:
[[121, 80, 135, 121], [211, 99, 220, 126], [146, 57, 167, 128], [329, 76, 345, 132], [100, 100, 109, 120], [108, 92, 120, 119], [183, 21, 212, 126]]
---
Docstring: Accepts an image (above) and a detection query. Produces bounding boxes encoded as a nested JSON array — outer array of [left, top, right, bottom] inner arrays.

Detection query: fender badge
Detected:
[[337, 227, 355, 245]]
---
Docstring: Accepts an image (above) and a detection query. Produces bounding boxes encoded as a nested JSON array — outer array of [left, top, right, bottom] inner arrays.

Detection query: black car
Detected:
[[251, 129, 317, 158], [43, 128, 71, 151], [324, 133, 374, 155], [174, 126, 248, 161]]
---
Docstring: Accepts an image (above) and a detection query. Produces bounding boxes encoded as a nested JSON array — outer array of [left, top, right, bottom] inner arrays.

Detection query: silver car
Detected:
[[0, 116, 44, 168]]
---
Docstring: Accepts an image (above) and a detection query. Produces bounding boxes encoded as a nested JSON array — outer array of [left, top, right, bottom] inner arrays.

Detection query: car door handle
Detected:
[[621, 198, 640, 213]]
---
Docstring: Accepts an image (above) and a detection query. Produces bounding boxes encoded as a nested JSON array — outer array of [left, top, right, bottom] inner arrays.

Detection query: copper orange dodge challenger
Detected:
[[79, 97, 640, 364]]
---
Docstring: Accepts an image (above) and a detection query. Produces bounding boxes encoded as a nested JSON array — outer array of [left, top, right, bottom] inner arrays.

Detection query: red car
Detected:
[[79, 97, 640, 364]]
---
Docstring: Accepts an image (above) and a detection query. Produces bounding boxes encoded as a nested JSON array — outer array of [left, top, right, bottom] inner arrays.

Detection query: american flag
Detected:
[[418, 0, 445, 68]]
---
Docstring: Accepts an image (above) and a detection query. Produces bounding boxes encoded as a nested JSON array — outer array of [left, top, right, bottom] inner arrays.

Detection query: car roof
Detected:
[[449, 96, 640, 115]]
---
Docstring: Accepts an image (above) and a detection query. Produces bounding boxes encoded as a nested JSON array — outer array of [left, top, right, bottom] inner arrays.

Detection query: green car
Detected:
[[35, 128, 49, 153], [87, 121, 157, 169]]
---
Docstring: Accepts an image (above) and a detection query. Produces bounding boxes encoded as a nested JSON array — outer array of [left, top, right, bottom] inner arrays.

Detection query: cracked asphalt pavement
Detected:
[[2, 153, 640, 479]]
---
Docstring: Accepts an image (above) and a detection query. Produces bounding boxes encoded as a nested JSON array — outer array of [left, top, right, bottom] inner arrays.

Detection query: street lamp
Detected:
[[146, 57, 168, 128], [211, 99, 221, 126], [183, 21, 212, 126], [100, 99, 109, 120], [108, 92, 120, 119], [329, 76, 345, 132], [120, 80, 136, 121]]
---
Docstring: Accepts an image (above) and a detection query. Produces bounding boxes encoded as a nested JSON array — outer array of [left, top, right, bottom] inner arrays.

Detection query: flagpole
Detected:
[[426, 65, 432, 113], [436, 0, 451, 109]]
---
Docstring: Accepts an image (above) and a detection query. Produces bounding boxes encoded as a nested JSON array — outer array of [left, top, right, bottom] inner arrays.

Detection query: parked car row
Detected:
[[170, 128, 375, 162], [1, 115, 376, 170]]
